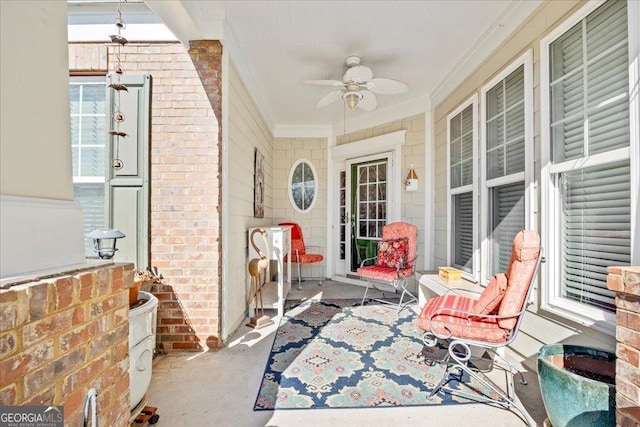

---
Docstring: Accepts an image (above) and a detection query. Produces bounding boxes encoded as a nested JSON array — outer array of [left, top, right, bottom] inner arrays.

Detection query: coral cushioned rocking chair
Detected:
[[279, 222, 323, 288], [357, 221, 418, 314], [417, 230, 542, 424]]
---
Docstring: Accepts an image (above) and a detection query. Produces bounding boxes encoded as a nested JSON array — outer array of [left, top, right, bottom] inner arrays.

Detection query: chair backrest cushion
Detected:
[[376, 238, 408, 269], [472, 273, 507, 315], [497, 230, 541, 330], [279, 222, 306, 255], [382, 222, 418, 267]]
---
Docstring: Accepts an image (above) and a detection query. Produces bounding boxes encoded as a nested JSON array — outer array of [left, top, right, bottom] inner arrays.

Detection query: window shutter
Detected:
[[106, 74, 151, 269], [561, 161, 630, 311]]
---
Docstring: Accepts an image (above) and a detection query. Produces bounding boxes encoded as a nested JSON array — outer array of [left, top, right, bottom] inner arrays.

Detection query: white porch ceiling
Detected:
[[146, 1, 543, 130]]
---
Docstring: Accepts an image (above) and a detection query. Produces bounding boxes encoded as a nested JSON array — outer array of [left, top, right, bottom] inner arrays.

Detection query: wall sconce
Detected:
[[405, 163, 418, 192], [87, 229, 125, 259]]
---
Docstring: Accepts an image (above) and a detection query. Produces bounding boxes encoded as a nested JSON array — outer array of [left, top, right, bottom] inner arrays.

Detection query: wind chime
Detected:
[[108, 0, 128, 170]]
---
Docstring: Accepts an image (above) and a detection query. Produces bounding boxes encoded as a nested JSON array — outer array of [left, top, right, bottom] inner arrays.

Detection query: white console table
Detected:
[[248, 225, 292, 317]]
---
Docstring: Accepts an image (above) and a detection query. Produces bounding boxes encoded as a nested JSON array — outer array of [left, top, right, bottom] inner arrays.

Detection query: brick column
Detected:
[[0, 264, 134, 426], [607, 266, 640, 426]]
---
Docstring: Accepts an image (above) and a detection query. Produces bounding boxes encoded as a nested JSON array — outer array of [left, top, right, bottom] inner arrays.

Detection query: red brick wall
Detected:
[[0, 264, 134, 426], [110, 42, 222, 350], [607, 266, 640, 427]]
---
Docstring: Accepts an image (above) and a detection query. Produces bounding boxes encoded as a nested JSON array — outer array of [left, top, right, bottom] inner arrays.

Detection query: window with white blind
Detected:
[[541, 0, 636, 327], [481, 52, 532, 281], [70, 76, 107, 256], [448, 97, 477, 278], [69, 74, 151, 268]]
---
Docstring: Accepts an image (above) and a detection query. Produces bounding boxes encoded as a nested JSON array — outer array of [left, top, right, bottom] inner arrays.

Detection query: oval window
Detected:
[[288, 159, 317, 213]]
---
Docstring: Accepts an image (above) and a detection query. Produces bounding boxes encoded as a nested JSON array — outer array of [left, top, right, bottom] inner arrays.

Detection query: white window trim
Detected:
[[446, 94, 479, 282], [540, 0, 639, 333], [288, 158, 318, 213], [480, 49, 534, 283]]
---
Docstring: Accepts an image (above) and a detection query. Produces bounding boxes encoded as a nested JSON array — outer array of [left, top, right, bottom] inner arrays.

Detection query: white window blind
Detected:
[[491, 182, 525, 274], [485, 64, 527, 277], [561, 161, 630, 311], [453, 192, 474, 271], [486, 66, 525, 179], [450, 105, 474, 189], [449, 103, 475, 273], [548, 0, 630, 313], [73, 183, 105, 256], [70, 77, 107, 256]]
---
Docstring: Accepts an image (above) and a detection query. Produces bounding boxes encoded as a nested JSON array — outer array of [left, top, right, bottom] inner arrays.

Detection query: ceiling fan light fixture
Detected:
[[343, 90, 362, 110]]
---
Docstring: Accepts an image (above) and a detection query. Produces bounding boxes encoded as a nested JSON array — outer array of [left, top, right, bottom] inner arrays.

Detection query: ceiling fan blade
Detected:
[[358, 90, 377, 111], [317, 90, 343, 108], [366, 78, 409, 94], [303, 80, 344, 86], [344, 65, 373, 83]]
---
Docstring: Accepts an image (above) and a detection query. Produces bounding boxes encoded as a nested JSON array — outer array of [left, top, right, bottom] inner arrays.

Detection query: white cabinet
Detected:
[[248, 225, 292, 316]]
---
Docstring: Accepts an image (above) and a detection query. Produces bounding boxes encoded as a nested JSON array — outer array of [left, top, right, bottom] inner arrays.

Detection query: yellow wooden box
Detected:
[[438, 267, 462, 282]]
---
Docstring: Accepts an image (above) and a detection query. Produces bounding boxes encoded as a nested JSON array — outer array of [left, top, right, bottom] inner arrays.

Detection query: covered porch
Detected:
[[1, 0, 639, 426]]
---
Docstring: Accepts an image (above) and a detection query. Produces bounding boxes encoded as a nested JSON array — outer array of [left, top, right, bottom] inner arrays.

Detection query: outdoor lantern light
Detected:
[[87, 229, 125, 259], [405, 163, 419, 192]]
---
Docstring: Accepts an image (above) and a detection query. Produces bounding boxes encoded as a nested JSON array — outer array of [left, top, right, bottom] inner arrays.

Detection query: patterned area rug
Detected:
[[254, 299, 495, 410]]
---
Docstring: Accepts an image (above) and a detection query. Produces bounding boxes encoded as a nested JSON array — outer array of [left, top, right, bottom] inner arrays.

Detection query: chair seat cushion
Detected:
[[285, 253, 323, 263], [357, 265, 413, 281], [417, 294, 510, 343]]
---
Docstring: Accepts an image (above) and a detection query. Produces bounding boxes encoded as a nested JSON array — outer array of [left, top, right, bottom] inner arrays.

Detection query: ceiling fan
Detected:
[[303, 56, 409, 111]]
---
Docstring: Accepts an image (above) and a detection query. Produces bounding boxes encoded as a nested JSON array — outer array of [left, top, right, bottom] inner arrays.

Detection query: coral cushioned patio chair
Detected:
[[357, 221, 418, 314], [279, 222, 323, 288], [417, 230, 542, 424]]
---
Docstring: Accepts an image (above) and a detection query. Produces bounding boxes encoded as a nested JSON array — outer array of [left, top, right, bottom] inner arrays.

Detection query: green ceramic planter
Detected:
[[537, 344, 615, 427]]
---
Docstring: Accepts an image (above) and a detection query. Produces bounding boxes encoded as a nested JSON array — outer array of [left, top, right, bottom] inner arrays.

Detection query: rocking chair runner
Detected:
[[357, 221, 418, 313], [417, 230, 542, 424]]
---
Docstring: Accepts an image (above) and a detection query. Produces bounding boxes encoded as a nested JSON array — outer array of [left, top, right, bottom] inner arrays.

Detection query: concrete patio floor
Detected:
[[146, 281, 547, 426]]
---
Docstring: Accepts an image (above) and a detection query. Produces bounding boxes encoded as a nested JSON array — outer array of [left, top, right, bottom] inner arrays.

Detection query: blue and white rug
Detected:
[[254, 299, 493, 410]]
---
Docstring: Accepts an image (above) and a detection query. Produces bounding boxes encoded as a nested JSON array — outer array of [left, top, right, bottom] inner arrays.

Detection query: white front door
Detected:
[[334, 152, 393, 277], [346, 154, 391, 273], [329, 130, 406, 281]]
